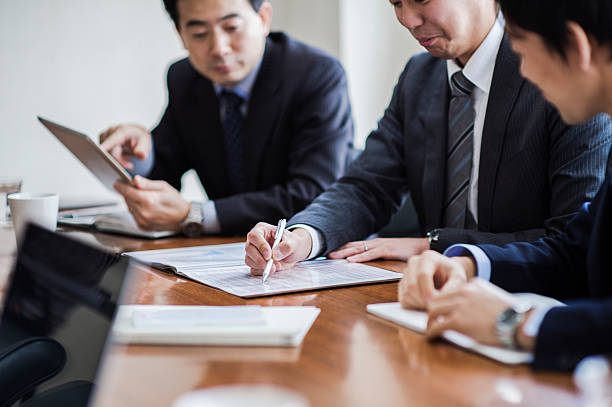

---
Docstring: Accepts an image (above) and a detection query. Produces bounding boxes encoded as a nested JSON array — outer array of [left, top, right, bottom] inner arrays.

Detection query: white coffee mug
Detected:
[[8, 193, 59, 244]]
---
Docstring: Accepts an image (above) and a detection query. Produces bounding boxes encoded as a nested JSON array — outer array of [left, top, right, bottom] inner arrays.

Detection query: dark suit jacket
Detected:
[[289, 36, 611, 253], [148, 32, 353, 235], [480, 160, 612, 371]]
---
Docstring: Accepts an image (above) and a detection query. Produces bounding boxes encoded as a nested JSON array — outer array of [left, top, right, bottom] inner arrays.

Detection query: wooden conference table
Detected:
[[0, 227, 580, 407]]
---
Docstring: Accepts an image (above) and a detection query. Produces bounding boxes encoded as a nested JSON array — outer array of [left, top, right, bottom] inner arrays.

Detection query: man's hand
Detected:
[[100, 124, 152, 170], [328, 237, 430, 262], [425, 279, 535, 350], [245, 223, 313, 275], [398, 251, 476, 310], [114, 175, 189, 231]]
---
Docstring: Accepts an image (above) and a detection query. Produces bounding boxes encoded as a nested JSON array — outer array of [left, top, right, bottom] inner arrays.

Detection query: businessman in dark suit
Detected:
[[100, 0, 353, 235], [244, 0, 610, 272], [398, 0, 612, 371]]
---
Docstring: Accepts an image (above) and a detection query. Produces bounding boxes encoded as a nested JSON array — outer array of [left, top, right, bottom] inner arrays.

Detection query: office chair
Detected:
[[0, 336, 66, 407]]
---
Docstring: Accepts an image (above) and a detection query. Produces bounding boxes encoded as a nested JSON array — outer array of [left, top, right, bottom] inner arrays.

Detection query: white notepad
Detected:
[[124, 244, 402, 298], [367, 302, 533, 365], [368, 293, 564, 365], [112, 305, 320, 347]]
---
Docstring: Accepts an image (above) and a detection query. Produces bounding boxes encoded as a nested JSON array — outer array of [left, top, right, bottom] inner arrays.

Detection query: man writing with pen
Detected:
[[99, 0, 353, 236], [244, 0, 610, 275]]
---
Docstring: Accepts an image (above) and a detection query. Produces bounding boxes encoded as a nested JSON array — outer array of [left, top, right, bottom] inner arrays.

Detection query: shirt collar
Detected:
[[446, 12, 505, 95], [214, 54, 263, 101]]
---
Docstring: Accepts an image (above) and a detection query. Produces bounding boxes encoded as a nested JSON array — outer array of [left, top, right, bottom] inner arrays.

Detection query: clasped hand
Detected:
[[400, 251, 532, 349]]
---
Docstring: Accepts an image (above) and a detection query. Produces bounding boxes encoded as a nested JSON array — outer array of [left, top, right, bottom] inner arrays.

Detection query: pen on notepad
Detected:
[[262, 218, 286, 283]]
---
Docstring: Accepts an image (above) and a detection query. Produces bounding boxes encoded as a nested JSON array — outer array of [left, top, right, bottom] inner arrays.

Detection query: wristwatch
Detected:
[[426, 228, 441, 248], [495, 303, 532, 349], [180, 202, 205, 237]]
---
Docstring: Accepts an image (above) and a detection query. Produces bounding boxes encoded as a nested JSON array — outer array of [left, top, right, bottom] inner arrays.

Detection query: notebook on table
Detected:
[[367, 293, 565, 365], [112, 305, 320, 347]]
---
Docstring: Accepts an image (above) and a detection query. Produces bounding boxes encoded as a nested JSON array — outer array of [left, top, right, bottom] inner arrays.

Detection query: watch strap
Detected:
[[180, 202, 205, 237]]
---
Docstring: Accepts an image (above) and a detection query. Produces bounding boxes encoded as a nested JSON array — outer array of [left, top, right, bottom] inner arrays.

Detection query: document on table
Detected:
[[179, 260, 402, 298], [125, 242, 247, 271], [124, 243, 402, 298], [367, 294, 564, 365], [112, 305, 320, 347]]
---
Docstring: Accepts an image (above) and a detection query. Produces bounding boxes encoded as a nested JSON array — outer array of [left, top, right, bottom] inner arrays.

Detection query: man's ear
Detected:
[[258, 2, 273, 36], [566, 21, 593, 72]]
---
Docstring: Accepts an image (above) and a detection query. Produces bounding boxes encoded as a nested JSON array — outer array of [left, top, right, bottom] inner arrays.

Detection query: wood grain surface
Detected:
[[0, 227, 579, 407]]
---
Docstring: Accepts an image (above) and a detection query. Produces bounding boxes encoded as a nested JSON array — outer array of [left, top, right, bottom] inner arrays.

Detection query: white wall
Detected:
[[340, 0, 420, 147], [0, 0, 423, 203], [269, 0, 341, 58], [269, 0, 422, 147], [0, 0, 185, 202]]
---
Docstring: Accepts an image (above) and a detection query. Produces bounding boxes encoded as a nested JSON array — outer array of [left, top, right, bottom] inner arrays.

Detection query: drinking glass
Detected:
[[0, 178, 22, 227]]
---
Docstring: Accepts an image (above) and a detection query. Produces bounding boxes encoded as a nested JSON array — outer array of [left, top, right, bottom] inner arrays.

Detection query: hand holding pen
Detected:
[[245, 220, 313, 278], [262, 219, 286, 283]]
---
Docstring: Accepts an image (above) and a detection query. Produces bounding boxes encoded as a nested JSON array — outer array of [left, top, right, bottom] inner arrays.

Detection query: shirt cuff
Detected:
[[201, 201, 221, 234], [287, 224, 324, 260], [521, 306, 555, 338], [444, 244, 492, 281], [129, 143, 155, 177]]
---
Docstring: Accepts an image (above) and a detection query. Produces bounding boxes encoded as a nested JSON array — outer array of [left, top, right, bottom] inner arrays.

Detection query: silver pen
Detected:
[[262, 218, 287, 283]]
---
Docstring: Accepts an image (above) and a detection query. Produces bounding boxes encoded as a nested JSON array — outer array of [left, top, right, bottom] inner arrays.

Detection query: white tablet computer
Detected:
[[38, 116, 133, 191]]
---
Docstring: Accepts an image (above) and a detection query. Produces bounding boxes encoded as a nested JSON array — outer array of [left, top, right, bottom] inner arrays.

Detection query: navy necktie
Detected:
[[220, 90, 246, 194], [443, 71, 477, 229]]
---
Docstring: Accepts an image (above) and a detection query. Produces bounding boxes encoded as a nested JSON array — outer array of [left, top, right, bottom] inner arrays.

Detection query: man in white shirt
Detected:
[[395, 0, 612, 371], [244, 0, 610, 274]]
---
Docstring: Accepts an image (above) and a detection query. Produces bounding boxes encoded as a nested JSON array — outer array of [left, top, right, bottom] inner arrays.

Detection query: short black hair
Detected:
[[163, 0, 264, 28], [498, 0, 612, 58]]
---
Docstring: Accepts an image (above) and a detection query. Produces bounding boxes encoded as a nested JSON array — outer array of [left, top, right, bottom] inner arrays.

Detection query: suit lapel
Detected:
[[421, 60, 450, 229], [242, 38, 283, 191], [478, 36, 524, 230]]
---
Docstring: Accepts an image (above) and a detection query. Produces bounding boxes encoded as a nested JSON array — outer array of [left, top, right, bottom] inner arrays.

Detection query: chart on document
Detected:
[[178, 259, 402, 298]]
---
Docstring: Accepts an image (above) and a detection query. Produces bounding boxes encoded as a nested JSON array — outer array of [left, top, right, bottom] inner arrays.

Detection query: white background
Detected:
[[0, 0, 420, 204]]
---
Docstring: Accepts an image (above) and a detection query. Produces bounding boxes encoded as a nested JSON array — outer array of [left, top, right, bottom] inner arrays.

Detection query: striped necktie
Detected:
[[220, 90, 246, 194], [443, 71, 476, 228]]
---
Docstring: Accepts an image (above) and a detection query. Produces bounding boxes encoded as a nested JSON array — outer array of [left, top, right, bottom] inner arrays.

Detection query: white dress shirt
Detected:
[[446, 13, 505, 224]]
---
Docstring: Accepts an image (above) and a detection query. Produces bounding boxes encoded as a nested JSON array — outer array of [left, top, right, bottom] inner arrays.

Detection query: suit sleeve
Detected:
[[147, 65, 191, 190], [477, 165, 612, 298], [432, 113, 612, 252], [476, 200, 592, 298], [289, 69, 410, 253], [213, 58, 353, 235], [532, 300, 612, 371]]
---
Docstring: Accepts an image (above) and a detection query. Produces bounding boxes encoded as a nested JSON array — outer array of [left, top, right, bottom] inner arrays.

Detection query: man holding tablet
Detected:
[[100, 0, 353, 236]]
